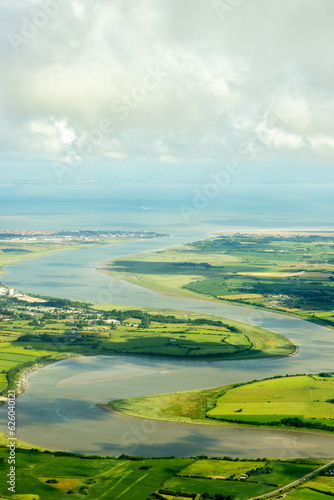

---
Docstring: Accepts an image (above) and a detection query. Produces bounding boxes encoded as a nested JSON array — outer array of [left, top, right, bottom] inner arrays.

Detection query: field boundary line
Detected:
[[248, 458, 334, 499]]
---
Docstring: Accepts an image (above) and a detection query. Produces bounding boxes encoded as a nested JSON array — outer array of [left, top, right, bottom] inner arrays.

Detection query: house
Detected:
[[105, 319, 120, 325], [240, 474, 248, 479]]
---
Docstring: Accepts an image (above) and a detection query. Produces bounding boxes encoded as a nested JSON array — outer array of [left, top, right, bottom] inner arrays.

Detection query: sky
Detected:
[[1, 0, 334, 172]]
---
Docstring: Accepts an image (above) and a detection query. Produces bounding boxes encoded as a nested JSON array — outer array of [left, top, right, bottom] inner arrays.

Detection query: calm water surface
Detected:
[[1, 229, 334, 457]]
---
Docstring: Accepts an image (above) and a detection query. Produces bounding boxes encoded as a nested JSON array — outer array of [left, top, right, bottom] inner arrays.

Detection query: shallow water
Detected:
[[8, 355, 334, 458], [1, 230, 334, 457]]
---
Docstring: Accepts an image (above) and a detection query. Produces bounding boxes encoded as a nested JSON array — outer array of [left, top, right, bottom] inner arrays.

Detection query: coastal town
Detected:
[[0, 229, 168, 244]]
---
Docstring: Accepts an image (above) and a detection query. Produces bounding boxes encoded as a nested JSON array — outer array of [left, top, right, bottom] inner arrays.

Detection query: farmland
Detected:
[[0, 446, 192, 499], [207, 373, 334, 431], [0, 442, 331, 500], [100, 233, 334, 328], [0, 294, 294, 395], [108, 373, 334, 433]]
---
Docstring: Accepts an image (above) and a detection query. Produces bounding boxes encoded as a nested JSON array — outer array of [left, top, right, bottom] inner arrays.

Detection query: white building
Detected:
[[0, 287, 14, 296]]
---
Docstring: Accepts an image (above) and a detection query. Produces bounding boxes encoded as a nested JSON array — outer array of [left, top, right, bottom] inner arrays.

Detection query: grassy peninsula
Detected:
[[0, 295, 295, 396], [107, 373, 334, 434]]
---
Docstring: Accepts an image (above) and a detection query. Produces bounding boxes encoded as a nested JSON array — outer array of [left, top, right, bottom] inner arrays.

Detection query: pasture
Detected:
[[0, 444, 328, 499], [110, 373, 334, 433], [103, 233, 334, 328], [160, 476, 273, 499], [208, 374, 334, 429], [0, 298, 295, 393], [287, 489, 334, 499], [179, 459, 267, 478]]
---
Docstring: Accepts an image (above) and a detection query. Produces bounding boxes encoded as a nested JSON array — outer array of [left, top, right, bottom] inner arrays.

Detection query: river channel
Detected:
[[1, 230, 334, 458]]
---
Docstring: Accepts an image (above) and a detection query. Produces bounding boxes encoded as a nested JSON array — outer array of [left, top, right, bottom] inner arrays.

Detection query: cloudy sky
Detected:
[[1, 0, 334, 167]]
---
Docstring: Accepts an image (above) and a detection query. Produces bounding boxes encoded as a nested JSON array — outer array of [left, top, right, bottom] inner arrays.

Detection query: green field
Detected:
[[0, 295, 295, 394], [32, 456, 123, 478], [0, 447, 193, 500], [161, 476, 273, 499], [100, 233, 334, 328], [287, 488, 334, 499], [108, 373, 334, 433], [107, 385, 228, 424], [298, 475, 334, 496], [0, 443, 329, 500], [179, 459, 267, 478], [208, 373, 334, 430]]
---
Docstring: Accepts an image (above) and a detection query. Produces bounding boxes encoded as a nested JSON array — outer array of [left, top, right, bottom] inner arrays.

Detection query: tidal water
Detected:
[[1, 233, 334, 457]]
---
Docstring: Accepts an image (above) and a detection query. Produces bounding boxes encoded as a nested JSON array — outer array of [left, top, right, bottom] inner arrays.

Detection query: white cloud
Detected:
[[1, 0, 334, 163]]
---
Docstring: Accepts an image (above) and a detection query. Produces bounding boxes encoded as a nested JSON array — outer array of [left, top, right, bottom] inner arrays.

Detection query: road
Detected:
[[249, 459, 334, 499]]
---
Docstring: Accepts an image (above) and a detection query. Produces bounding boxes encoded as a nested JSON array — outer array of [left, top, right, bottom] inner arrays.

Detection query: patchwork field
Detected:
[[160, 476, 273, 499], [286, 489, 334, 499], [178, 459, 267, 478], [108, 373, 334, 433], [0, 445, 330, 500], [208, 374, 334, 430], [100, 233, 334, 328], [0, 447, 193, 500], [0, 296, 295, 394]]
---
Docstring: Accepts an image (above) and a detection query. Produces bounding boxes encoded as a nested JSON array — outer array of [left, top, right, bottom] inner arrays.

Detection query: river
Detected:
[[1, 229, 334, 458]]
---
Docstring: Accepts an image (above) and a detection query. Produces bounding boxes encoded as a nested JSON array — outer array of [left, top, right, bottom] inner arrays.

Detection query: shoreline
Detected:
[[93, 266, 334, 332], [97, 402, 334, 438], [1, 230, 333, 458], [0, 236, 153, 279], [0, 353, 78, 404]]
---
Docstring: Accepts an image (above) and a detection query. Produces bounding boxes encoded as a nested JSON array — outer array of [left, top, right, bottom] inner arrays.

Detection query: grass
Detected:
[[301, 475, 334, 495], [88, 458, 193, 500], [31, 456, 122, 477], [207, 374, 334, 429], [107, 386, 228, 424], [95, 321, 294, 360], [0, 431, 53, 451], [160, 476, 273, 499], [0, 441, 330, 499], [107, 373, 334, 434], [99, 233, 334, 328], [0, 300, 295, 393], [0, 449, 193, 499], [286, 488, 334, 499], [179, 459, 267, 478], [244, 461, 317, 486]]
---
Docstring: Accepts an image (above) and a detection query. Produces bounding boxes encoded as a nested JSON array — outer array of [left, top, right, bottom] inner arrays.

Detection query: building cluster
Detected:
[[0, 287, 14, 296], [0, 229, 168, 245]]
